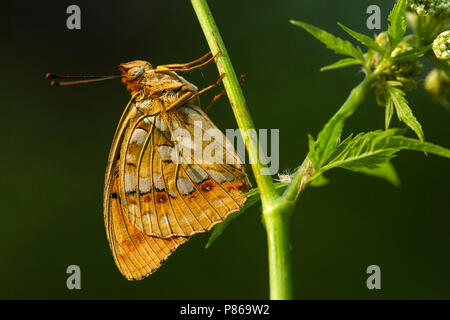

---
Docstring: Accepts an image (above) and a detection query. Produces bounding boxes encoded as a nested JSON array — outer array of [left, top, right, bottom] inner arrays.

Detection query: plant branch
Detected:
[[190, 0, 278, 209], [283, 75, 376, 202]]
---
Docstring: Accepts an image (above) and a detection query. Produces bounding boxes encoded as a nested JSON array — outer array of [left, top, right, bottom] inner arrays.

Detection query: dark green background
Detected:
[[3, 0, 449, 299]]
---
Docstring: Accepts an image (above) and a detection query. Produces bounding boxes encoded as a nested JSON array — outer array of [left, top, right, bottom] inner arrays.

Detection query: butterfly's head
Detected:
[[119, 60, 154, 93], [119, 60, 153, 81]]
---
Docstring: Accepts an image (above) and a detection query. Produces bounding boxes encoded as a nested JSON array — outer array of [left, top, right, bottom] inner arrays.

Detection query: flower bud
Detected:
[[372, 33, 424, 91], [424, 68, 449, 107], [432, 30, 450, 60]]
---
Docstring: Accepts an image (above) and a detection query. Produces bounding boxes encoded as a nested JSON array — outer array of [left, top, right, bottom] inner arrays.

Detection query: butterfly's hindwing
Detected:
[[105, 168, 188, 280]]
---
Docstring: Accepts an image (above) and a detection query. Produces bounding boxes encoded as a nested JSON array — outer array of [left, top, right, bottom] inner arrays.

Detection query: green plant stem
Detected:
[[190, 0, 278, 209], [191, 0, 293, 299], [263, 201, 294, 299], [283, 75, 376, 202]]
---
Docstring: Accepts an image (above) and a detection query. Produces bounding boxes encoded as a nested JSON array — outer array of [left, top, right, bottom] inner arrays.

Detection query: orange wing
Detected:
[[117, 103, 251, 238], [103, 97, 251, 280], [104, 163, 188, 280]]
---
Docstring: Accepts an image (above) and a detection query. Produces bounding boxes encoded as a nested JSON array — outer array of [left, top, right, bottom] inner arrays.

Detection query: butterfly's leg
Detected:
[[204, 91, 226, 113], [160, 74, 225, 111], [198, 73, 225, 95], [204, 74, 245, 113], [155, 51, 220, 73], [158, 51, 212, 69], [182, 73, 225, 107]]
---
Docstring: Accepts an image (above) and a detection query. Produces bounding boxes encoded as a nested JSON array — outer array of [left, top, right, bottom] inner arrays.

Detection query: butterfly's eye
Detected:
[[128, 67, 144, 80]]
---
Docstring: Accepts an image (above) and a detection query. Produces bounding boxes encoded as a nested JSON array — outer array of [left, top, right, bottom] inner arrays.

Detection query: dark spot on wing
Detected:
[[199, 179, 215, 192], [156, 193, 168, 203]]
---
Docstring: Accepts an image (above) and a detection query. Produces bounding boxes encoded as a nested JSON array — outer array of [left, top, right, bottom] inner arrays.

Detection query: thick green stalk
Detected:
[[191, 0, 293, 299], [263, 201, 294, 299]]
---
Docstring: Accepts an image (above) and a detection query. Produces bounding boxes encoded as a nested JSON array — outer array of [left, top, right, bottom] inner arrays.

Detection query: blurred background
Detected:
[[2, 0, 449, 299]]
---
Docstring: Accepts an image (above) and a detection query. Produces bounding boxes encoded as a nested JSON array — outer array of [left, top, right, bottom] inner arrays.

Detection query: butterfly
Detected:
[[100, 54, 252, 280]]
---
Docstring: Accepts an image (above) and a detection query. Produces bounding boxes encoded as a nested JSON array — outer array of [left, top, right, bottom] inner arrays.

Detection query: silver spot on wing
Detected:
[[124, 173, 136, 193], [153, 173, 165, 191], [176, 178, 195, 195], [136, 100, 151, 111], [222, 171, 235, 182], [207, 169, 226, 184], [168, 190, 177, 198], [154, 115, 168, 132], [158, 145, 173, 161], [139, 177, 152, 194], [143, 116, 155, 125], [187, 165, 208, 184], [129, 128, 148, 146]]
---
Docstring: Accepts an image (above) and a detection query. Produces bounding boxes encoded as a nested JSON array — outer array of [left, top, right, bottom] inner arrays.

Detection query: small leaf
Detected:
[[337, 22, 384, 54], [386, 85, 424, 141], [290, 20, 364, 61], [390, 44, 432, 62], [307, 119, 343, 170], [309, 174, 330, 187], [386, 136, 450, 158], [205, 193, 260, 248], [307, 134, 319, 169], [321, 129, 450, 174], [308, 79, 372, 170], [322, 130, 401, 172], [385, 96, 394, 130], [320, 58, 362, 71], [351, 162, 400, 187], [386, 80, 403, 87], [387, 0, 407, 51]]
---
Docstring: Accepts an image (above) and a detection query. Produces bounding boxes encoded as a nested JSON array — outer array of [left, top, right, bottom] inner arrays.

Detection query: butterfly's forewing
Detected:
[[117, 100, 251, 238]]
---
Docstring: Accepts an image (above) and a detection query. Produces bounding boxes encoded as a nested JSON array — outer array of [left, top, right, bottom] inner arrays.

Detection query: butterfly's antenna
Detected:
[[45, 73, 123, 86]]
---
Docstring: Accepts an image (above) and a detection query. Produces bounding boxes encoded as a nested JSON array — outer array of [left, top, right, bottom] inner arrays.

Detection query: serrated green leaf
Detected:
[[390, 44, 432, 62], [307, 134, 319, 169], [321, 129, 450, 174], [307, 118, 344, 170], [320, 58, 362, 71], [386, 136, 450, 157], [337, 22, 384, 54], [387, 0, 407, 51], [307, 78, 372, 170], [386, 85, 424, 141], [290, 20, 364, 61], [322, 130, 402, 171], [385, 96, 394, 130], [351, 162, 400, 187]]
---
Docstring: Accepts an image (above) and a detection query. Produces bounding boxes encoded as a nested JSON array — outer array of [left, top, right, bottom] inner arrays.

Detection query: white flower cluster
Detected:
[[407, 0, 450, 17]]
